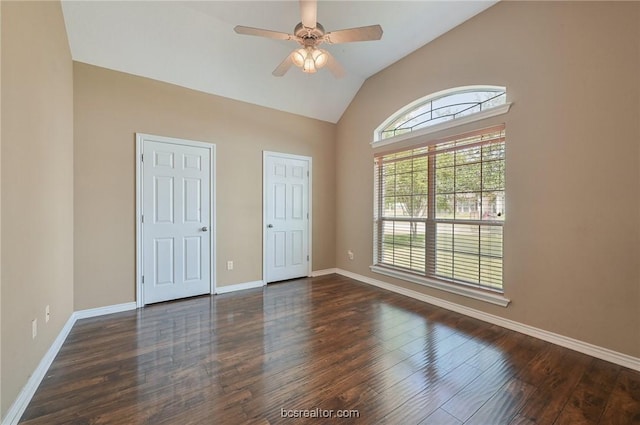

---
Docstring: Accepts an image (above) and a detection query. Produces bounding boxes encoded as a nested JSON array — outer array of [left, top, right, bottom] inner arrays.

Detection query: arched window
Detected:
[[374, 86, 509, 144], [371, 86, 512, 307]]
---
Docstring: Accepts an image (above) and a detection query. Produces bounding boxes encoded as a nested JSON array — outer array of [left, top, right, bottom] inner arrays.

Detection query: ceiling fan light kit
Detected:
[[292, 47, 328, 74], [234, 0, 382, 77]]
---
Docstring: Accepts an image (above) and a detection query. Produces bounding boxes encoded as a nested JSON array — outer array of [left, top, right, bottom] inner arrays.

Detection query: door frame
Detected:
[[262, 151, 312, 284], [135, 133, 216, 307]]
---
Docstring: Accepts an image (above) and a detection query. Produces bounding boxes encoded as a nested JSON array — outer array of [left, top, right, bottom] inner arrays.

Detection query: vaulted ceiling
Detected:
[[61, 1, 497, 123]]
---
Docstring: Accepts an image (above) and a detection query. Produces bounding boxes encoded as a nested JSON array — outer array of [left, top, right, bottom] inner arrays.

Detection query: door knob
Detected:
[[267, 224, 273, 228], [201, 226, 208, 232]]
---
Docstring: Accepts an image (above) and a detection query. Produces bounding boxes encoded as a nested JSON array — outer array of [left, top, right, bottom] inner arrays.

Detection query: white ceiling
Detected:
[[61, 1, 497, 123]]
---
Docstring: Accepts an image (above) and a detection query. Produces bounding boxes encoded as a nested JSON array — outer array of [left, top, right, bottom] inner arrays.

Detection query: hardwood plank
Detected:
[[440, 335, 540, 422], [514, 348, 591, 424], [464, 377, 535, 425], [508, 413, 537, 425], [379, 363, 483, 424], [339, 329, 495, 423], [599, 369, 640, 425], [418, 408, 462, 425], [553, 358, 621, 425]]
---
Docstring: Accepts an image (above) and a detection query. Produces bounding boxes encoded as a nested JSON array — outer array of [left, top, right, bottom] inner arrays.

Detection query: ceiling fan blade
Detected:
[[325, 52, 345, 79], [300, 0, 317, 29], [324, 25, 383, 44], [272, 55, 294, 77], [234, 26, 294, 41]]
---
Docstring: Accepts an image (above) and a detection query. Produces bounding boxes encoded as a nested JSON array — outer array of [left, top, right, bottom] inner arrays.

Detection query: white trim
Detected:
[[262, 151, 313, 284], [262, 153, 267, 284], [370, 265, 510, 307], [371, 102, 512, 149], [336, 268, 640, 372], [214, 280, 265, 294], [135, 137, 142, 308], [310, 268, 338, 277], [1, 315, 76, 425], [74, 302, 137, 320], [308, 159, 313, 277], [135, 133, 216, 308], [211, 144, 217, 296], [1, 302, 141, 425], [374, 85, 507, 141]]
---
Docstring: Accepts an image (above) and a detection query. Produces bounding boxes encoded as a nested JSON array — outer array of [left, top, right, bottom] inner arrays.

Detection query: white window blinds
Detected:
[[374, 125, 506, 292]]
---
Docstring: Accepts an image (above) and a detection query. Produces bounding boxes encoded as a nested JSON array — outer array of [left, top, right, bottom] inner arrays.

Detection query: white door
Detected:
[[264, 152, 310, 283], [140, 137, 213, 304]]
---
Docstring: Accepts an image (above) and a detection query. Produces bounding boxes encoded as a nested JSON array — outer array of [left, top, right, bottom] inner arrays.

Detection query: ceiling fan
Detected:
[[234, 0, 383, 78]]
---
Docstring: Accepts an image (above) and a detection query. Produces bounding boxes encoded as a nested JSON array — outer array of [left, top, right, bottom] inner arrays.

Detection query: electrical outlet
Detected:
[[46, 305, 50, 323], [348, 250, 354, 260], [227, 261, 234, 270], [32, 319, 37, 339]]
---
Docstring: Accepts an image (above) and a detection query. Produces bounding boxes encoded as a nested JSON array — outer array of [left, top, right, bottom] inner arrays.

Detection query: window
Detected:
[[373, 125, 506, 295], [374, 86, 509, 145]]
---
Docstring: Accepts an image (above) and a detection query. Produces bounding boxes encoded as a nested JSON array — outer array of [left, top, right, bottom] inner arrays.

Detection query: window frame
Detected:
[[372, 86, 512, 149], [372, 125, 510, 307]]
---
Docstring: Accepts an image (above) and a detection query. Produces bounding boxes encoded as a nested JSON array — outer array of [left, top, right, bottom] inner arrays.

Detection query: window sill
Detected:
[[371, 102, 512, 149], [369, 265, 511, 307]]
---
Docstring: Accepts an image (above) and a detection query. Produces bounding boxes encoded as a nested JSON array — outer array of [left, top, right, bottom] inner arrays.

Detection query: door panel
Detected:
[[292, 184, 303, 219], [183, 236, 202, 282], [274, 231, 286, 267], [155, 177, 174, 223], [265, 153, 310, 283], [143, 140, 211, 304], [291, 231, 303, 265], [154, 150, 174, 168], [155, 238, 174, 285], [183, 178, 201, 222], [274, 184, 286, 219], [183, 153, 201, 170]]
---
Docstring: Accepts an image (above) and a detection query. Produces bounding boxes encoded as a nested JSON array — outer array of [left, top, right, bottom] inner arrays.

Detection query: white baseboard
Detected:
[[336, 268, 640, 372], [215, 280, 264, 294], [1, 314, 76, 425], [74, 302, 137, 320], [1, 302, 138, 425], [310, 268, 338, 277]]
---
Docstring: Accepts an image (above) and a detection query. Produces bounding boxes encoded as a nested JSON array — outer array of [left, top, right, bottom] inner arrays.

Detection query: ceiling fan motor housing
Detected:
[[294, 22, 325, 46]]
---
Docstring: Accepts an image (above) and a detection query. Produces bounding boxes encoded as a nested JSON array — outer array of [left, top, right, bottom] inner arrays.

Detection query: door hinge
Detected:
[[141, 154, 144, 162], [142, 276, 145, 284], [307, 255, 309, 261], [307, 170, 309, 177], [141, 215, 144, 223], [307, 212, 309, 219]]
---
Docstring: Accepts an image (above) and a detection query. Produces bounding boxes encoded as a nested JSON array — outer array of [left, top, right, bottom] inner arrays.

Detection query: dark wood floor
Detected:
[[20, 274, 640, 424]]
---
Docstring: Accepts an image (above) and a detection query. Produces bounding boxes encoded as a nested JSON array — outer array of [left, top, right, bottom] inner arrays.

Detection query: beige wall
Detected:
[[1, 1, 74, 417], [73, 63, 336, 310], [336, 1, 640, 357]]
